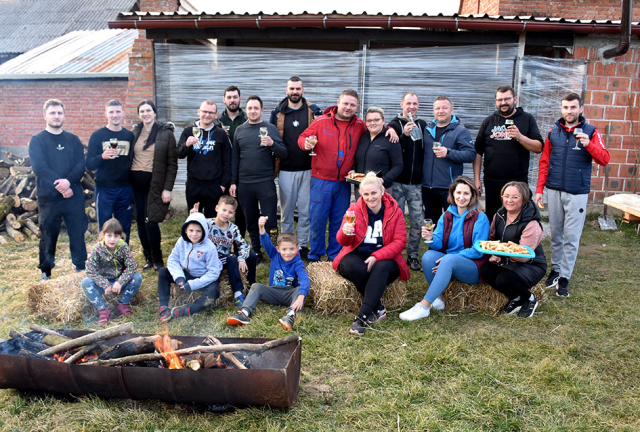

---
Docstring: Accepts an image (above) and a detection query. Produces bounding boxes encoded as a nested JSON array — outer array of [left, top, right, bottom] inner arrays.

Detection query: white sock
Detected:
[[529, 294, 535, 301], [241, 308, 250, 317], [234, 291, 243, 298], [513, 296, 521, 302]]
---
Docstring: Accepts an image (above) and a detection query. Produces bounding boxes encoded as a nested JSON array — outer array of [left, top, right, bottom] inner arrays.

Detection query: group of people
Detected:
[[27, 80, 610, 334]]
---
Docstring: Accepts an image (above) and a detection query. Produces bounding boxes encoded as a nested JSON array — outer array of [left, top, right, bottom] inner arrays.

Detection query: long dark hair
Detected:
[[447, 176, 480, 210], [137, 100, 160, 150]]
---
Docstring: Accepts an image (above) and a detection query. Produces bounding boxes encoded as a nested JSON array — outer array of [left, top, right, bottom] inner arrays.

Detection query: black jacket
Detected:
[[177, 121, 232, 187], [354, 130, 403, 188], [388, 115, 427, 185]]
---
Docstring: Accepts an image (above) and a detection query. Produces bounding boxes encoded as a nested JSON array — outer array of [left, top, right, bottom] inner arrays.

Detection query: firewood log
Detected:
[[0, 167, 9, 180], [0, 177, 15, 196], [9, 329, 51, 353], [64, 344, 102, 364], [6, 223, 24, 243], [21, 227, 38, 241], [18, 211, 37, 221], [37, 323, 134, 356], [80, 171, 95, 190], [19, 198, 38, 212], [0, 195, 15, 221], [0, 235, 7, 245], [12, 195, 20, 208], [204, 336, 247, 369], [5, 213, 21, 230], [28, 186, 37, 200], [29, 324, 71, 339], [96, 335, 160, 361], [14, 177, 29, 195], [9, 166, 31, 176], [85, 207, 97, 221], [23, 218, 40, 237]]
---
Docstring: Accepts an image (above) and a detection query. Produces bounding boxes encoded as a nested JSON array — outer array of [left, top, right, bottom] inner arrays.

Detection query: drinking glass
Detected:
[[505, 119, 514, 140], [423, 219, 434, 244], [308, 135, 318, 156], [345, 210, 356, 235], [110, 138, 118, 157], [572, 128, 583, 150], [259, 127, 269, 146]]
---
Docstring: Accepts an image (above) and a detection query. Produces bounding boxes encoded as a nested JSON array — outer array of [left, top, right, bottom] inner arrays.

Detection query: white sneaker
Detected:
[[399, 302, 431, 321], [431, 297, 445, 311]]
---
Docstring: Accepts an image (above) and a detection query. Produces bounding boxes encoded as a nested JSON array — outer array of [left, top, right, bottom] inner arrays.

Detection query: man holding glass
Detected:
[[534, 93, 610, 298], [473, 85, 544, 221], [177, 100, 231, 218]]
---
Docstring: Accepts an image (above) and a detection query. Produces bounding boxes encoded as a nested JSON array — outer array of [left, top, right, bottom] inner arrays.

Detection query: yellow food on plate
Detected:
[[347, 172, 366, 181], [480, 240, 529, 255]]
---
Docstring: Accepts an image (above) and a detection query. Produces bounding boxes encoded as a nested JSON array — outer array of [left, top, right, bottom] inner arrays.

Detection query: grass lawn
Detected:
[[0, 212, 639, 431]]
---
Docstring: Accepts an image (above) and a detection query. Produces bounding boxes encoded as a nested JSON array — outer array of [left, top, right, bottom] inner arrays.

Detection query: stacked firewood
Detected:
[[0, 152, 97, 245]]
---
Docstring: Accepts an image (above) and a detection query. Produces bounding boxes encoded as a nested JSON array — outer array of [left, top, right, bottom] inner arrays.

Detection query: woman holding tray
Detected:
[[400, 176, 489, 321], [481, 181, 547, 318]]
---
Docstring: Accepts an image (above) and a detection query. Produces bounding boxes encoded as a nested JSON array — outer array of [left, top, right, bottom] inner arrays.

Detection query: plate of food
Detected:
[[345, 172, 366, 185], [473, 240, 535, 259]]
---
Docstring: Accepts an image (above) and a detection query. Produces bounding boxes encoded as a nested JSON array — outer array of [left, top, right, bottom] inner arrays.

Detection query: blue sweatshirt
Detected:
[[429, 205, 489, 260], [167, 212, 222, 291], [260, 232, 310, 297]]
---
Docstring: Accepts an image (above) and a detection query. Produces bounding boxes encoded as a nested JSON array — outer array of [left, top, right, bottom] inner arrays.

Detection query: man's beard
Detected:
[[288, 94, 302, 104], [226, 103, 239, 113]]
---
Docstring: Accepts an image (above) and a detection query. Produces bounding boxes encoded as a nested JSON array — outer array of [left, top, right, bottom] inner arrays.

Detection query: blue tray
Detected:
[[473, 240, 535, 259]]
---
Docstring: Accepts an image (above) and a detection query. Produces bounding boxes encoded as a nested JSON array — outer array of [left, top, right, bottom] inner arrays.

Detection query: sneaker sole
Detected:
[[349, 328, 364, 336], [520, 302, 539, 318], [556, 291, 570, 298], [279, 319, 293, 331], [545, 277, 559, 289], [227, 317, 248, 326]]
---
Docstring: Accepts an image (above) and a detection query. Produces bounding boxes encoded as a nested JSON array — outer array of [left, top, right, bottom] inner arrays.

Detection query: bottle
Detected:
[[407, 112, 423, 142]]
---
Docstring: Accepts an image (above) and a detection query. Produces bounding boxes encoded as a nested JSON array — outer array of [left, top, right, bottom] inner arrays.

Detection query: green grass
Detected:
[[0, 213, 639, 431]]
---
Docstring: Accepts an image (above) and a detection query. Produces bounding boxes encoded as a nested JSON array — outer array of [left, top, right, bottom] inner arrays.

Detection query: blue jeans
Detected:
[[225, 252, 257, 292], [95, 186, 133, 243], [421, 250, 479, 303], [309, 178, 351, 260], [81, 273, 142, 309]]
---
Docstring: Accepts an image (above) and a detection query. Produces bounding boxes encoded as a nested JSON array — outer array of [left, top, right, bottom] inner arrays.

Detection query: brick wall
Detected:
[[0, 79, 128, 149], [459, 0, 501, 15], [460, 0, 640, 19]]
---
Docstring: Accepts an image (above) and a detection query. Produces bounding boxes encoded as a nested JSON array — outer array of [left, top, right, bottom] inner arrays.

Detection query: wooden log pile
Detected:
[[0, 152, 97, 244]]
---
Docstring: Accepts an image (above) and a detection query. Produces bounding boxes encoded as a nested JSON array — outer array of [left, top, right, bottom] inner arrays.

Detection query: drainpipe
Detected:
[[603, 0, 633, 58]]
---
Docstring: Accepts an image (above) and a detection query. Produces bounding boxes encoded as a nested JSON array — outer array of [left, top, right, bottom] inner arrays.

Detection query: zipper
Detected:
[[186, 245, 193, 270], [561, 128, 570, 191], [334, 118, 341, 181]]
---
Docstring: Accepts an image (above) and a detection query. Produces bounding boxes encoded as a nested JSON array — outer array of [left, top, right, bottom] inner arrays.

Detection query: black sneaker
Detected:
[[545, 270, 560, 289], [517, 296, 539, 318], [255, 252, 264, 265], [227, 311, 250, 326], [299, 247, 309, 260], [349, 315, 368, 336], [556, 277, 570, 297], [171, 305, 191, 318], [279, 314, 296, 331], [500, 297, 524, 315], [367, 308, 387, 324], [407, 257, 422, 272]]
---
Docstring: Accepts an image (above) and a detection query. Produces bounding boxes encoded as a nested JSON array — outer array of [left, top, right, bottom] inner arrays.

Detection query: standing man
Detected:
[[389, 93, 426, 271], [534, 93, 610, 297], [422, 96, 476, 222], [473, 85, 544, 221], [231, 96, 287, 261], [298, 89, 398, 261], [29, 99, 87, 281], [220, 85, 248, 238], [270, 76, 322, 259], [86, 100, 134, 242], [177, 100, 231, 218]]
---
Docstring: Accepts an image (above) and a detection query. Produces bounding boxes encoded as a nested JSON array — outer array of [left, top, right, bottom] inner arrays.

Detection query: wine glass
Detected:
[[308, 135, 318, 156], [572, 128, 583, 150], [345, 210, 356, 236], [505, 119, 514, 140], [259, 127, 269, 146], [423, 219, 434, 244], [110, 138, 118, 158]]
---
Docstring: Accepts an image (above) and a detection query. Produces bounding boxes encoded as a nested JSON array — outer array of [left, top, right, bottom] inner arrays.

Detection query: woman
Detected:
[[131, 100, 178, 271], [400, 176, 489, 321], [333, 172, 410, 336], [481, 181, 546, 318], [353, 107, 403, 193]]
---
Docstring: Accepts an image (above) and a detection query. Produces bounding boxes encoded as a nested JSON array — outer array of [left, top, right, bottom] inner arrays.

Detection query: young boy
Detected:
[[157, 212, 222, 322], [193, 196, 257, 306], [227, 216, 309, 330]]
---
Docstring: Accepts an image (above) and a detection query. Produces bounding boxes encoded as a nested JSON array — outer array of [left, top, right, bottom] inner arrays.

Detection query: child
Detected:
[[192, 196, 257, 306], [227, 216, 309, 331], [81, 218, 142, 326], [157, 212, 222, 322]]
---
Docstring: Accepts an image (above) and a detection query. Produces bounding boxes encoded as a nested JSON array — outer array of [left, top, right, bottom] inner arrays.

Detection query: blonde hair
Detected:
[[359, 171, 384, 192]]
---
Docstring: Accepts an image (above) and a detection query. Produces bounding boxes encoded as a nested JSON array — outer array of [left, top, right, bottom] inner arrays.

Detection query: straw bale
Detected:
[[26, 272, 146, 324], [442, 280, 547, 314], [168, 271, 247, 308], [307, 262, 407, 315]]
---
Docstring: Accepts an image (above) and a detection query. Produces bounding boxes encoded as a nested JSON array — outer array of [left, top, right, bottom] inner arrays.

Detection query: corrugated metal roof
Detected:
[[0, 29, 136, 77], [0, 0, 137, 54]]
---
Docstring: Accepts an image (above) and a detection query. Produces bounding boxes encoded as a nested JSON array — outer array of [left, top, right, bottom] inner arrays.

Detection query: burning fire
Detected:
[[154, 331, 184, 369], [53, 352, 70, 362], [77, 352, 98, 364]]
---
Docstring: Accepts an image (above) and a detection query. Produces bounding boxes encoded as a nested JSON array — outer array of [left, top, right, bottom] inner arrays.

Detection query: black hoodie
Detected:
[[177, 121, 232, 186]]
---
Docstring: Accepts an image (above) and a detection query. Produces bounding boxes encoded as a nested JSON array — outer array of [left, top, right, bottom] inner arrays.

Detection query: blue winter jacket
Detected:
[[429, 205, 489, 260], [422, 115, 476, 189], [260, 232, 310, 298]]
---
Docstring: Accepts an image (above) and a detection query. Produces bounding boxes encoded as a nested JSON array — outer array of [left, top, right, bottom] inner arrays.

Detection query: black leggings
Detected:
[[481, 263, 532, 300], [338, 251, 400, 317], [236, 181, 279, 253], [131, 170, 163, 264]]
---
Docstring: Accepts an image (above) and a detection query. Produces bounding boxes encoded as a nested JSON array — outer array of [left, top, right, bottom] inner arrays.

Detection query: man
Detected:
[[29, 99, 87, 281], [177, 100, 231, 218], [534, 93, 610, 297], [86, 100, 134, 242], [220, 85, 248, 238], [231, 96, 287, 261], [389, 93, 427, 271], [473, 85, 544, 221], [422, 96, 476, 222], [269, 76, 322, 259], [298, 89, 398, 261]]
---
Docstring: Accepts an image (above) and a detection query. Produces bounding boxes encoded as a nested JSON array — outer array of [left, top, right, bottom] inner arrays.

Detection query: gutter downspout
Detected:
[[603, 0, 633, 58]]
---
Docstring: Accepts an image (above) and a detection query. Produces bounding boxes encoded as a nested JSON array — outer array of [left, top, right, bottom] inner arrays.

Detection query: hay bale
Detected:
[[307, 262, 408, 314], [26, 272, 146, 324], [442, 280, 548, 314]]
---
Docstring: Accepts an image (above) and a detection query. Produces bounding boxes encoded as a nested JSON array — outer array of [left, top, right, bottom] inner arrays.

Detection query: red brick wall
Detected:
[[0, 79, 128, 148], [570, 44, 640, 201], [459, 0, 500, 15], [460, 0, 640, 20]]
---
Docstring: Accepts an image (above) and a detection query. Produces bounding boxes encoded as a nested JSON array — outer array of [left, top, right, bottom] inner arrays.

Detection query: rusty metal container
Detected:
[[0, 331, 301, 409]]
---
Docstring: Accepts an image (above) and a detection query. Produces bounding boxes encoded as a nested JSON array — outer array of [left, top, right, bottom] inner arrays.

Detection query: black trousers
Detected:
[[157, 267, 220, 314], [338, 251, 400, 317], [236, 181, 279, 252], [186, 178, 223, 219], [483, 176, 528, 223], [131, 170, 163, 265], [481, 263, 532, 300], [422, 187, 449, 223], [38, 194, 88, 275]]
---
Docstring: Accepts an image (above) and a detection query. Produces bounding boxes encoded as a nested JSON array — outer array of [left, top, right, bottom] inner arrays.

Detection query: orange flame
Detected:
[[77, 352, 98, 364], [154, 332, 184, 369], [53, 352, 70, 362]]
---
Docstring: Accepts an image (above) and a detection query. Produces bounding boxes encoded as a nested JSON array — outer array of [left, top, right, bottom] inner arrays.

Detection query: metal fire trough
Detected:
[[0, 330, 301, 409]]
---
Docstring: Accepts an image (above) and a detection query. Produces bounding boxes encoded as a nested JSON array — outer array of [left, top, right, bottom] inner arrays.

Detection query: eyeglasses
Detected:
[[366, 118, 383, 124], [495, 97, 514, 103], [501, 194, 521, 200]]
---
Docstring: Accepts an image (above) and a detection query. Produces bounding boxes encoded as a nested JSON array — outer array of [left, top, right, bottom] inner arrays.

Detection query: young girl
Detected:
[[81, 218, 142, 325]]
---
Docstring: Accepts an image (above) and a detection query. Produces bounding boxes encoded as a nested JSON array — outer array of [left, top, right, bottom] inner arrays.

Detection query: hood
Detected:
[[181, 212, 209, 245], [497, 199, 541, 224], [194, 120, 214, 131], [323, 105, 359, 126], [277, 97, 309, 114], [427, 114, 461, 132], [445, 204, 480, 219]]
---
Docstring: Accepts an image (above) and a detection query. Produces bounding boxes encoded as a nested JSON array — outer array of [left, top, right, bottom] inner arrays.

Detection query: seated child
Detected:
[[192, 196, 257, 306], [157, 212, 222, 322], [227, 216, 309, 331], [81, 218, 142, 326]]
